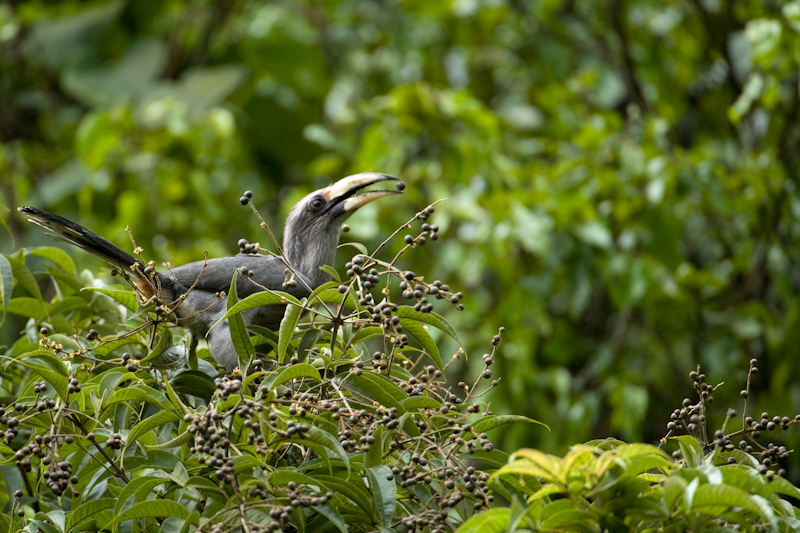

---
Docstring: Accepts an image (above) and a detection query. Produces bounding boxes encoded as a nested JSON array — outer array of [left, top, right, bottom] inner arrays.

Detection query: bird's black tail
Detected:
[[18, 206, 145, 275]]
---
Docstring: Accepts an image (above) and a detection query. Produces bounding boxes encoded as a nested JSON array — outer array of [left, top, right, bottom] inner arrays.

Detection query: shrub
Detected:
[[0, 205, 543, 532], [2, 207, 800, 532]]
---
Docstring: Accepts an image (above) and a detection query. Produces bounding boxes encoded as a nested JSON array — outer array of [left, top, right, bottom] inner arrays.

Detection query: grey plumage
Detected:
[[19, 172, 401, 369]]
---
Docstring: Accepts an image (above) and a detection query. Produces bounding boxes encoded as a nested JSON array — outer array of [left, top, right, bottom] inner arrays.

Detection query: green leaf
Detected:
[[350, 326, 383, 345], [313, 503, 348, 533], [27, 246, 76, 276], [103, 500, 190, 528], [672, 435, 705, 467], [302, 426, 351, 474], [259, 363, 322, 393], [471, 414, 549, 434], [0, 254, 11, 324], [318, 265, 341, 282], [66, 498, 116, 531], [395, 306, 462, 347], [313, 475, 377, 522], [214, 290, 301, 326], [14, 350, 69, 400], [278, 301, 304, 363], [296, 328, 324, 362], [104, 385, 171, 411], [344, 372, 407, 411], [227, 271, 255, 368], [453, 508, 511, 533], [367, 465, 396, 527], [7, 297, 48, 320], [4, 253, 42, 301], [399, 396, 442, 410], [170, 371, 216, 402], [82, 287, 137, 311], [398, 317, 442, 370], [128, 410, 181, 445]]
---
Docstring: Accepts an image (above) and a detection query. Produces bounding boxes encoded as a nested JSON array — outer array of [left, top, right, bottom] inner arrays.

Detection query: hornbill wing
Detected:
[[168, 254, 313, 300]]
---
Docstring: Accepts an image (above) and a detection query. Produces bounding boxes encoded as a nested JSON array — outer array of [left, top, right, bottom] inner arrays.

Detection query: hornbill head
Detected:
[[283, 172, 402, 286]]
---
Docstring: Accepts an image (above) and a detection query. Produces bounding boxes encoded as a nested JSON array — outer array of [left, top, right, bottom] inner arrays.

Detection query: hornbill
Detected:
[[18, 172, 402, 369]]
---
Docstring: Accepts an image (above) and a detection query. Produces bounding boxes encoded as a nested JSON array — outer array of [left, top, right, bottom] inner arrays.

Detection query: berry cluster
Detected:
[[665, 359, 800, 483]]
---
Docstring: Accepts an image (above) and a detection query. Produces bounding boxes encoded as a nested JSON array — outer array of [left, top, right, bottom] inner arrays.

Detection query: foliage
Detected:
[[456, 366, 800, 533], [0, 205, 553, 531], [458, 439, 800, 533], [4, 0, 800, 481], [3, 209, 800, 532]]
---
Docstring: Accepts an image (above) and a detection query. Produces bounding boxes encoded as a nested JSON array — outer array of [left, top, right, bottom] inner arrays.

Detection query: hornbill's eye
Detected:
[[308, 196, 326, 212]]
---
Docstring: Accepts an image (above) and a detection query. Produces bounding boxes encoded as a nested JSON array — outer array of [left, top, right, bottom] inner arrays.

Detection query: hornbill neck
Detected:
[[282, 173, 401, 288], [283, 224, 342, 288]]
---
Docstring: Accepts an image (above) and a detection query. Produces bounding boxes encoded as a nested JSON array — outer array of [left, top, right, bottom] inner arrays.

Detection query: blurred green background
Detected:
[[3, 0, 800, 469]]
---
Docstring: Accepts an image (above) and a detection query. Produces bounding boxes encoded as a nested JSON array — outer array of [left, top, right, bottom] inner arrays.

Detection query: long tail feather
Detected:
[[18, 206, 145, 275]]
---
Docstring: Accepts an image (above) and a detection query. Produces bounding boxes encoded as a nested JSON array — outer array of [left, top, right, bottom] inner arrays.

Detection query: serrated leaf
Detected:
[[27, 246, 76, 276], [82, 287, 137, 311], [367, 465, 396, 527], [471, 414, 549, 434], [278, 301, 304, 363]]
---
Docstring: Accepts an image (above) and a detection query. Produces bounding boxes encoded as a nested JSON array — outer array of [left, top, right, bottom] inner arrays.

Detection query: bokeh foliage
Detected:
[[3, 0, 800, 468]]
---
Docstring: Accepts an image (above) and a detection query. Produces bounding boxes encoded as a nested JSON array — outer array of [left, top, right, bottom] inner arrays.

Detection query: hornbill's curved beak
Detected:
[[323, 172, 403, 219]]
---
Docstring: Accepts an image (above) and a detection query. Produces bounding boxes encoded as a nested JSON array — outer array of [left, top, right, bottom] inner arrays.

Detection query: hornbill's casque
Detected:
[[18, 172, 402, 369]]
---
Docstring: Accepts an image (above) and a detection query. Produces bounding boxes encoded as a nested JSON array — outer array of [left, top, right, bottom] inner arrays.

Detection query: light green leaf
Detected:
[[259, 363, 321, 393], [367, 465, 396, 527], [103, 500, 190, 528], [7, 297, 48, 320], [278, 301, 304, 363], [395, 306, 462, 347], [27, 246, 76, 276], [227, 271, 255, 368], [128, 410, 181, 446], [66, 498, 116, 531], [471, 414, 549, 434], [0, 254, 11, 324], [15, 350, 69, 400], [344, 372, 406, 411], [4, 253, 42, 301], [82, 287, 137, 311], [398, 317, 442, 370], [453, 508, 511, 533]]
